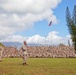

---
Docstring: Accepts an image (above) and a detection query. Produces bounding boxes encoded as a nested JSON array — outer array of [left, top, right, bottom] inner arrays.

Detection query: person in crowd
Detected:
[[0, 46, 3, 62]]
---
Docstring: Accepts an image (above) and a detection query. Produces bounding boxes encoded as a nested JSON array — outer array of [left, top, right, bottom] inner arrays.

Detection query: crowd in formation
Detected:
[[3, 47, 19, 58], [0, 45, 76, 58], [27, 46, 76, 58]]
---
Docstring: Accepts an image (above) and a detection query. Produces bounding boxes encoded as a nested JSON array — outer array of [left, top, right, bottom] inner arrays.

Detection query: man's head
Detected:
[[24, 41, 27, 45]]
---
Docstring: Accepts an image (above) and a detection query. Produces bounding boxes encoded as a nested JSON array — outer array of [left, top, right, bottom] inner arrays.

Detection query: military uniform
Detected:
[[0, 46, 3, 61], [22, 42, 28, 65]]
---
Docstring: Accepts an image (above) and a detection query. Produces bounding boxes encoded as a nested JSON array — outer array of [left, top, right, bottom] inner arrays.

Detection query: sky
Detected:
[[0, 0, 76, 45]]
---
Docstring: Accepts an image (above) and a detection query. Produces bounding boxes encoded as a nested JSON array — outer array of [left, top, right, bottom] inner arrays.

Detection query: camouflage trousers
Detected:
[[23, 54, 28, 63]]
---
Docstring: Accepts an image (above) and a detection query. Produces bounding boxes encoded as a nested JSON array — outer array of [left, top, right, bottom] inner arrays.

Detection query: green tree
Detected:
[[66, 5, 76, 51], [0, 43, 5, 47], [72, 5, 76, 24]]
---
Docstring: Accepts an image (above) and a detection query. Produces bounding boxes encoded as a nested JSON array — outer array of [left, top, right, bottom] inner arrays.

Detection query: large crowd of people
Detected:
[[25, 45, 76, 58], [0, 44, 76, 58]]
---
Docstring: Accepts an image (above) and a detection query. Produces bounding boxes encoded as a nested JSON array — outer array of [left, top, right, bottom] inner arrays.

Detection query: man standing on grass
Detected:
[[0, 46, 3, 62], [22, 41, 28, 65]]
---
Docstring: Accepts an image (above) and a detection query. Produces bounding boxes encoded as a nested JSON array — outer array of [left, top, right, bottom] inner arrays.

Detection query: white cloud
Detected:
[[1, 31, 72, 46], [0, 0, 62, 39], [0, 0, 61, 14], [1, 35, 26, 43]]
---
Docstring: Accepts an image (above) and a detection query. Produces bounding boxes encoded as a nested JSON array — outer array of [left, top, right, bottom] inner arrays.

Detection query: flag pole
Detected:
[[48, 21, 52, 46], [45, 36, 46, 46], [51, 32, 52, 46], [51, 31, 53, 46]]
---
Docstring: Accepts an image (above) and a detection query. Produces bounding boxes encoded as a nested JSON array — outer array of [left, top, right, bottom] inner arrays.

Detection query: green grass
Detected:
[[0, 58, 76, 75]]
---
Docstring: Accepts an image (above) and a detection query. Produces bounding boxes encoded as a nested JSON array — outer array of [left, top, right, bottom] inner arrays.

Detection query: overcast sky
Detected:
[[0, 0, 76, 45]]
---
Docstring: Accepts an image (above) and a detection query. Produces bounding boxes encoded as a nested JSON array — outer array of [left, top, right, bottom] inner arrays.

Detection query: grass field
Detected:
[[0, 58, 76, 75]]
